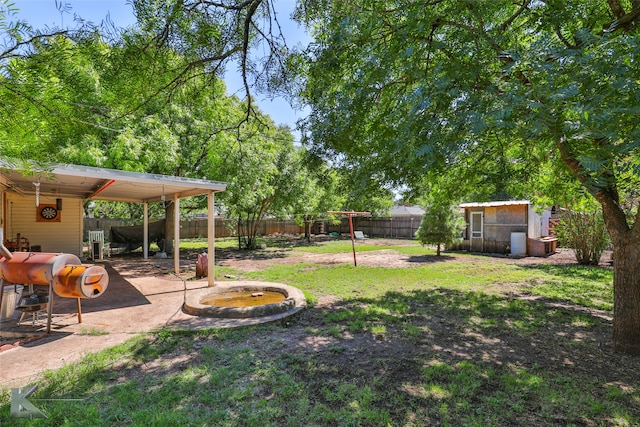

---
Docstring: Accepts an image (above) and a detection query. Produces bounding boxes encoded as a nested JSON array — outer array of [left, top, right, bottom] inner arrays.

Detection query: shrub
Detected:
[[553, 204, 609, 265]]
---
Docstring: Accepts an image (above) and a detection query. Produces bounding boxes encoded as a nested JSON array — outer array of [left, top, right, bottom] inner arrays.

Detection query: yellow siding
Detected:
[[4, 194, 83, 256], [0, 190, 5, 231]]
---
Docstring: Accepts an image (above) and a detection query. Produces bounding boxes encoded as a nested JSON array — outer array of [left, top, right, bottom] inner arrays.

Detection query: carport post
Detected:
[[143, 202, 149, 259], [173, 195, 180, 274], [208, 191, 215, 287]]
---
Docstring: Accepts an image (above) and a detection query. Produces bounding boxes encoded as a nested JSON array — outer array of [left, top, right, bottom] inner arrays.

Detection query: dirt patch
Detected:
[[214, 237, 612, 271], [107, 236, 609, 273]]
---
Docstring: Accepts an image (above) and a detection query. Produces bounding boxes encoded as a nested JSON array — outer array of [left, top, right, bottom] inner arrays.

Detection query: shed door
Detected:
[[470, 211, 483, 252]]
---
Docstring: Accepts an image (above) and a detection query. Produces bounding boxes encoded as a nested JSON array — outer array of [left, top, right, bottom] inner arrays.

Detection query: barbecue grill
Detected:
[[0, 229, 109, 332]]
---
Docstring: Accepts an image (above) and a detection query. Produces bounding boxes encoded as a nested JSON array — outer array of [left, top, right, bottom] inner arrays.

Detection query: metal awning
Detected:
[[1, 159, 227, 286], [0, 160, 227, 202]]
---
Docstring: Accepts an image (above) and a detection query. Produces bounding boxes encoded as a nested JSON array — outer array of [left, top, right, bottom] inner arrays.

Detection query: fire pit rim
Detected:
[[183, 281, 306, 319]]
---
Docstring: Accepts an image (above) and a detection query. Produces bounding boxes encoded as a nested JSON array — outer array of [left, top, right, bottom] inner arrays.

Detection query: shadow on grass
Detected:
[[513, 263, 614, 311], [215, 246, 292, 262], [516, 262, 614, 281], [293, 288, 633, 424], [405, 254, 459, 264], [5, 286, 638, 426]]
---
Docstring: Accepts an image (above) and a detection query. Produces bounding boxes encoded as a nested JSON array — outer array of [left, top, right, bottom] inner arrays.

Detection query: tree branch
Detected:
[[0, 29, 70, 60], [497, 0, 532, 33], [604, 3, 640, 33], [239, 0, 262, 119], [607, 0, 627, 19], [555, 133, 630, 234], [555, 25, 578, 49], [440, 19, 531, 85]]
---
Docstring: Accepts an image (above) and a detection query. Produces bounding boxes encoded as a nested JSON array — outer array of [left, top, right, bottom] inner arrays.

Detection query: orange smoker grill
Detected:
[[0, 247, 109, 333]]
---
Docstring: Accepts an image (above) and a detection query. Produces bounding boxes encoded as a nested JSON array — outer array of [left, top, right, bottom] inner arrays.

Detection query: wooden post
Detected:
[[349, 214, 356, 266], [207, 191, 216, 287], [77, 298, 82, 323], [173, 195, 180, 274], [326, 211, 371, 267], [143, 202, 149, 259]]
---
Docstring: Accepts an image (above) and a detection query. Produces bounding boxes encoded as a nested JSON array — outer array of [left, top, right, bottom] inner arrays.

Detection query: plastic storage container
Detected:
[[510, 232, 527, 256]]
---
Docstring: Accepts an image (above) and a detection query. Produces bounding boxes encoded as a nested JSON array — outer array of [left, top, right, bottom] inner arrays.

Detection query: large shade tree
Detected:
[[207, 116, 304, 249], [126, 0, 296, 121], [0, 10, 111, 160], [1, 0, 296, 159], [1, 0, 304, 244], [298, 1, 640, 354], [291, 160, 346, 242], [0, 8, 248, 235]]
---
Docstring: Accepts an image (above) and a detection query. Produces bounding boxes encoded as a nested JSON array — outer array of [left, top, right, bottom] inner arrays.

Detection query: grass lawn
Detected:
[[1, 238, 637, 426]]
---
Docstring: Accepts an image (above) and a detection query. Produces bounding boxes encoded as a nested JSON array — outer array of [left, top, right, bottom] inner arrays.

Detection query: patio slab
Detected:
[[0, 255, 291, 388]]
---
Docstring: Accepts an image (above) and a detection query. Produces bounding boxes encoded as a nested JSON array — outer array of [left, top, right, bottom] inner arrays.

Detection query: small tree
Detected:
[[293, 166, 346, 243], [553, 202, 610, 266], [415, 202, 465, 256]]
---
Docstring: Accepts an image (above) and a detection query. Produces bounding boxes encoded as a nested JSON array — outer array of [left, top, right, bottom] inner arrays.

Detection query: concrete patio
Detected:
[[0, 254, 297, 388]]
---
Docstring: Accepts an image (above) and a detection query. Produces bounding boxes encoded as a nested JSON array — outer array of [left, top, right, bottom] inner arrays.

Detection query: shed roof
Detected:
[[0, 159, 227, 203], [459, 200, 530, 208]]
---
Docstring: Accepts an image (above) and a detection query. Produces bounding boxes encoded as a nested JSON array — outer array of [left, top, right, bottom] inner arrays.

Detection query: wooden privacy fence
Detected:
[[84, 218, 305, 240], [84, 218, 136, 241], [84, 216, 423, 240], [179, 218, 305, 238], [322, 216, 422, 239]]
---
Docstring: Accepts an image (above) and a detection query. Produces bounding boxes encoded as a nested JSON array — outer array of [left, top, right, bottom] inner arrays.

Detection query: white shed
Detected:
[[458, 200, 557, 256]]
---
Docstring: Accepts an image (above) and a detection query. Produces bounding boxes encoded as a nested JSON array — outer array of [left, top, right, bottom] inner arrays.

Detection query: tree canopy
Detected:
[[300, 1, 639, 204], [1, 0, 392, 248], [297, 0, 640, 353]]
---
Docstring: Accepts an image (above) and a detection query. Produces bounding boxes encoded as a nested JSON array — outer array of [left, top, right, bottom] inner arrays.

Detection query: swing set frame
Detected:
[[326, 211, 371, 266]]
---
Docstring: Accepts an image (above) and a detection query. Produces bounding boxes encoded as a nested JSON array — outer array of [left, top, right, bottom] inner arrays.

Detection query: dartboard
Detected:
[[40, 206, 58, 220]]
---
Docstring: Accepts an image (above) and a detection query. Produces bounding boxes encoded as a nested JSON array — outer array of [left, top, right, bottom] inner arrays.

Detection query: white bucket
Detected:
[[1, 284, 24, 321]]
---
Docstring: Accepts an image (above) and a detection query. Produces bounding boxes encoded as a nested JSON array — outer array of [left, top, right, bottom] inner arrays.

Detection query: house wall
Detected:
[[3, 193, 83, 256]]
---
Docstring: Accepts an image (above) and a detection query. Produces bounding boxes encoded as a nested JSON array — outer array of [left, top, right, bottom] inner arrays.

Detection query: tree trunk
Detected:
[[305, 219, 312, 243], [611, 232, 640, 355], [247, 217, 259, 249], [593, 184, 640, 354], [556, 133, 640, 354], [436, 243, 441, 256]]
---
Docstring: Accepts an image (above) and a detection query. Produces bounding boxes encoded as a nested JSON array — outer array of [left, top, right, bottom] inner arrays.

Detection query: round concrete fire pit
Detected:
[[183, 281, 306, 320]]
